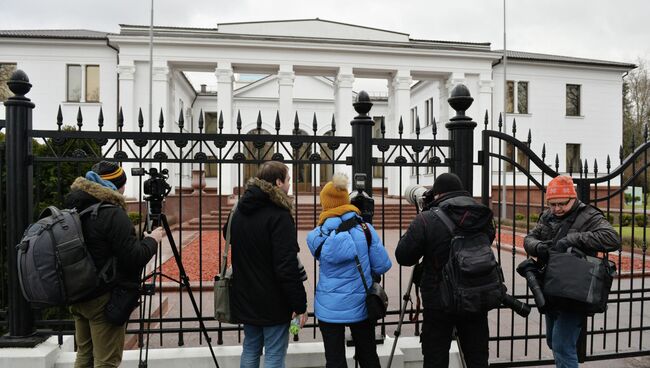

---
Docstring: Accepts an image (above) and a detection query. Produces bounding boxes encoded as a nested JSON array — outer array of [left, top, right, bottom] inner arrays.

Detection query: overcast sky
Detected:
[[3, 0, 649, 64]]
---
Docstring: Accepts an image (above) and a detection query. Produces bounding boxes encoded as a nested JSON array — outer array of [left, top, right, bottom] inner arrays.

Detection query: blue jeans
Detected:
[[240, 323, 290, 368], [545, 310, 584, 368]]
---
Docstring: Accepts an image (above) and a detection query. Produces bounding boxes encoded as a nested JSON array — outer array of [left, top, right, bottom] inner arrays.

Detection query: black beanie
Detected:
[[92, 161, 127, 189], [431, 173, 463, 196]]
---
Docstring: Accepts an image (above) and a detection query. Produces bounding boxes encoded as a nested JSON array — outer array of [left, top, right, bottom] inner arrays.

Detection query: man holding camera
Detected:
[[524, 175, 620, 368], [396, 173, 495, 368], [65, 161, 164, 367]]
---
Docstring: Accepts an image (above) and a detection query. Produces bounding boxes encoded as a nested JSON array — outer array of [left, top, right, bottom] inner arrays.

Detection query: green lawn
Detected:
[[616, 226, 650, 248]]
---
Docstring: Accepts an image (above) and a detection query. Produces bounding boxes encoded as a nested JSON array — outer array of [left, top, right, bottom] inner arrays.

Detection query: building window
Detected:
[[85, 65, 100, 102], [506, 80, 529, 114], [566, 84, 581, 116], [0, 63, 17, 102], [410, 106, 417, 132], [67, 64, 100, 102], [424, 98, 433, 127], [566, 143, 581, 173], [517, 82, 528, 114]]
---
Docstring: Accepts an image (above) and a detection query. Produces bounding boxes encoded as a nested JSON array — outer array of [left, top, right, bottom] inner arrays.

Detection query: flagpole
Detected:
[[148, 0, 154, 134], [501, 0, 508, 219]]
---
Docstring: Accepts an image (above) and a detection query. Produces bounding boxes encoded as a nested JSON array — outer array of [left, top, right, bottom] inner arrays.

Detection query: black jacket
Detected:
[[227, 178, 307, 325], [63, 178, 158, 302], [524, 200, 620, 257], [395, 191, 495, 310]]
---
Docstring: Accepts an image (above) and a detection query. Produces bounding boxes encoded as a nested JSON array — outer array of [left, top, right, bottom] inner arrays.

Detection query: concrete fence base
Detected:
[[0, 335, 464, 368]]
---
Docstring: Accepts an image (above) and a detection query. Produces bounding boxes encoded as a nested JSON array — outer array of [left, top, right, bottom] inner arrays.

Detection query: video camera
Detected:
[[350, 173, 374, 223], [131, 167, 172, 231]]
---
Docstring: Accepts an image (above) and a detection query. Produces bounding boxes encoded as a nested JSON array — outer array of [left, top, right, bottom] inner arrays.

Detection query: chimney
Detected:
[[200, 84, 207, 93]]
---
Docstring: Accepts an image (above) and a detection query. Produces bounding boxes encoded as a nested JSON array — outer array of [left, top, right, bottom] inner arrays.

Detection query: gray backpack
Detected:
[[16, 203, 116, 307]]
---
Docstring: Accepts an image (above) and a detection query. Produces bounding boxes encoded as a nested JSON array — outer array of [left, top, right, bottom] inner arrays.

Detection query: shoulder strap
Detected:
[[432, 207, 456, 235], [219, 202, 238, 278], [79, 202, 116, 220], [315, 216, 371, 259], [552, 203, 586, 244]]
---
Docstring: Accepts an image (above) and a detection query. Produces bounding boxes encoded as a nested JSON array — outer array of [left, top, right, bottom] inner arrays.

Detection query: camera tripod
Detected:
[[137, 211, 220, 368]]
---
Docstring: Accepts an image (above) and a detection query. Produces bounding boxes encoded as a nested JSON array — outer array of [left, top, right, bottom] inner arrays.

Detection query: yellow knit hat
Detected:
[[320, 173, 350, 211]]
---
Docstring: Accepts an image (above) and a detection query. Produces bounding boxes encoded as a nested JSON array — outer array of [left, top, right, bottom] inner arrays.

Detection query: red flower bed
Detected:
[[159, 231, 228, 281]]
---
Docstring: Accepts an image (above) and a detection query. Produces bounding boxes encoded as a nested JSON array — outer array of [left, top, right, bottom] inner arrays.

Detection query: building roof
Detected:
[[495, 50, 636, 69], [0, 29, 111, 40]]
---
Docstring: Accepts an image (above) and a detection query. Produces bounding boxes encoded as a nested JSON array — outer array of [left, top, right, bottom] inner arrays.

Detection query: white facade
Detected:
[[0, 20, 634, 196]]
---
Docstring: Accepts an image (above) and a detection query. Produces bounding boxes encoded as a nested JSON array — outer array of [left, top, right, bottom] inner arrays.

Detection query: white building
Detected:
[[0, 19, 635, 196]]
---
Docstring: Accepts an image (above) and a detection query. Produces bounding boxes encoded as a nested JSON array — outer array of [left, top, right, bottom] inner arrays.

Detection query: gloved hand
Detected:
[[555, 238, 571, 252], [536, 241, 551, 262]]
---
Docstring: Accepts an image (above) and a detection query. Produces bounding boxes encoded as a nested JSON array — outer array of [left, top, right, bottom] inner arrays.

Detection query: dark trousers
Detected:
[[422, 309, 489, 368], [318, 319, 381, 368]]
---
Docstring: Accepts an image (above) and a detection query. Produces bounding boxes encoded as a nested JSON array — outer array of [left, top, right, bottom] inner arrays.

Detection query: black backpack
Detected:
[[433, 207, 505, 314], [16, 203, 116, 307]]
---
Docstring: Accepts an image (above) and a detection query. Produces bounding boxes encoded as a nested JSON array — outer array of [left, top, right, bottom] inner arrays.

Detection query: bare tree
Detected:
[[623, 59, 650, 155]]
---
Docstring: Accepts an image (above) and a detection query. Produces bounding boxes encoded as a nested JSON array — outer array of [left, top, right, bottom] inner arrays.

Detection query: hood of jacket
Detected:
[[64, 177, 127, 210], [435, 191, 493, 233], [237, 177, 293, 215]]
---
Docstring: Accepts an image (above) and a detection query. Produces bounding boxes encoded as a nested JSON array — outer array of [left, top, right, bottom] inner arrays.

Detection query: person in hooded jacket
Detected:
[[227, 161, 308, 368], [307, 173, 392, 368], [524, 175, 619, 368], [395, 173, 495, 368], [64, 161, 164, 368]]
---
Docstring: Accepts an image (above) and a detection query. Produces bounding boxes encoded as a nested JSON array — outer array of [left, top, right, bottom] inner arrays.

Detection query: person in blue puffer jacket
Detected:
[[307, 173, 392, 368]]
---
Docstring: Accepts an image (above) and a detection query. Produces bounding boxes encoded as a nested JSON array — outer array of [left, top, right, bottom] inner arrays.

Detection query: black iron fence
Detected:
[[1, 70, 649, 366]]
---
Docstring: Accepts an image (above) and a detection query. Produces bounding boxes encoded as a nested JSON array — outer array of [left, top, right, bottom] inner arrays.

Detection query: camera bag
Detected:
[[541, 203, 617, 314], [214, 203, 237, 323], [433, 207, 506, 314], [544, 247, 616, 314], [17, 203, 116, 307], [104, 280, 142, 325]]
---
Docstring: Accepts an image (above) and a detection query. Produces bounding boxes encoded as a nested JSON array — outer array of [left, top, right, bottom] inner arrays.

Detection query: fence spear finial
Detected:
[[98, 107, 104, 131], [57, 105, 63, 131], [138, 108, 144, 130]]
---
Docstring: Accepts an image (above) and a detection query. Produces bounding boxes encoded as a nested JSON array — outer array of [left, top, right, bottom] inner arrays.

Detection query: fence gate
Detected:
[[480, 114, 650, 366]]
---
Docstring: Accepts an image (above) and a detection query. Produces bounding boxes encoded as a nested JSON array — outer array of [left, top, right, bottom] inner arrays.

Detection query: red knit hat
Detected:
[[546, 176, 577, 200]]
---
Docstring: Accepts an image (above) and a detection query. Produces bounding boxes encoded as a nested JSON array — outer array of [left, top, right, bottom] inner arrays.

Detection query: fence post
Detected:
[[574, 178, 590, 363], [350, 91, 374, 195], [446, 84, 477, 191], [350, 91, 375, 223], [0, 70, 42, 346]]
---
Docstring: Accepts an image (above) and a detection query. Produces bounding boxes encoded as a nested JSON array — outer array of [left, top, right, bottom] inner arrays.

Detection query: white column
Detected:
[[117, 63, 140, 198], [215, 62, 235, 195], [151, 64, 169, 132], [387, 70, 412, 196], [278, 64, 295, 129], [334, 66, 354, 137], [215, 62, 234, 134], [478, 73, 494, 130], [117, 63, 136, 132]]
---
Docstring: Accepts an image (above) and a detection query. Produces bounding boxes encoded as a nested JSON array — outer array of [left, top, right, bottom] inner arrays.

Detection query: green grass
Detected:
[[615, 226, 649, 249]]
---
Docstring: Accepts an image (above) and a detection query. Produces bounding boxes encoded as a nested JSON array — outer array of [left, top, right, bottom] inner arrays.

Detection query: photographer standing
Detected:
[[524, 175, 620, 368], [64, 161, 163, 368], [228, 161, 308, 368], [396, 173, 495, 368], [307, 173, 392, 368]]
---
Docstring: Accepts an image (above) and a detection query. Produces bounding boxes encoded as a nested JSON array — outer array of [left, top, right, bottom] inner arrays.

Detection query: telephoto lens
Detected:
[[501, 294, 531, 317], [516, 259, 546, 310]]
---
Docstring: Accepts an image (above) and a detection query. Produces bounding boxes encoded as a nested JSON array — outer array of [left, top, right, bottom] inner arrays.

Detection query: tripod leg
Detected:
[[386, 266, 417, 368], [160, 214, 220, 367]]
